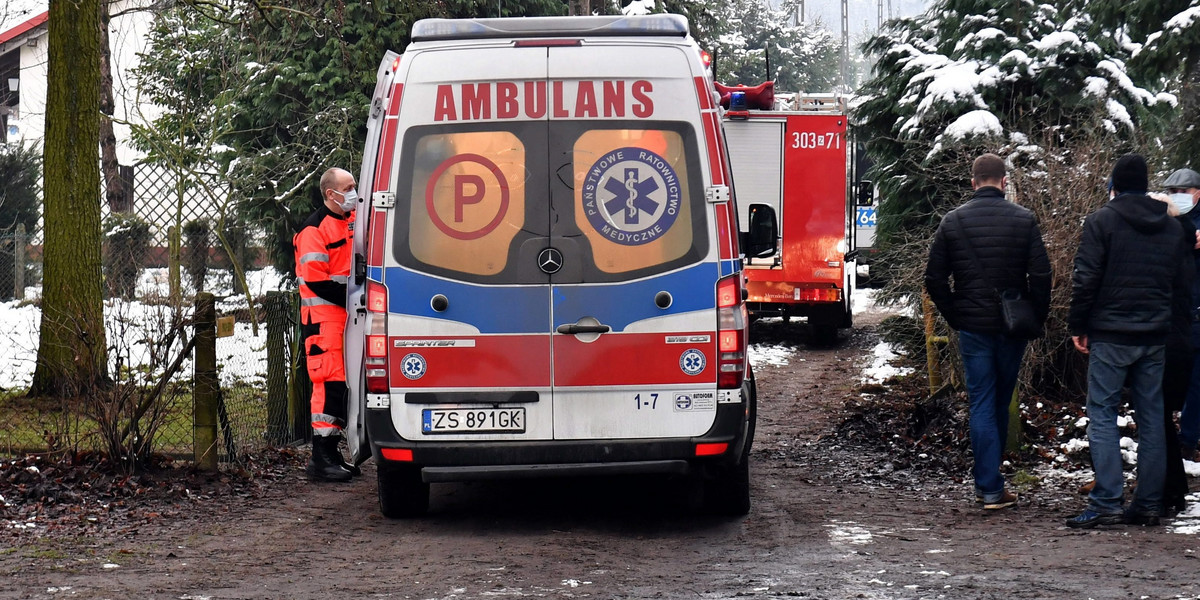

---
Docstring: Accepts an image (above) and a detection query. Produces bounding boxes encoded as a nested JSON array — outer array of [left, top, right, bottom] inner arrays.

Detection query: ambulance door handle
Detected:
[[556, 323, 611, 335]]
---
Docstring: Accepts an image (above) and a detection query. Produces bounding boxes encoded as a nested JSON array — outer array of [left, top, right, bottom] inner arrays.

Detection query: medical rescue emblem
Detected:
[[679, 348, 706, 376], [401, 353, 427, 380], [582, 147, 681, 246]]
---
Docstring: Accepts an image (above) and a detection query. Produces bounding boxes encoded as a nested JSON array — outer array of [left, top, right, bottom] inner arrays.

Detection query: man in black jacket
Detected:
[[1066, 154, 1191, 528], [925, 153, 1052, 510]]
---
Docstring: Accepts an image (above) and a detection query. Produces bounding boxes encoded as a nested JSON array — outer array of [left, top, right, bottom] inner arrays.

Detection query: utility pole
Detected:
[[841, 0, 850, 90], [796, 0, 805, 24], [878, 0, 884, 28]]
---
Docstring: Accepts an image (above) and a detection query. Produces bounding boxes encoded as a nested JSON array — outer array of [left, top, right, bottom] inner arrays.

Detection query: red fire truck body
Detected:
[[722, 94, 854, 343]]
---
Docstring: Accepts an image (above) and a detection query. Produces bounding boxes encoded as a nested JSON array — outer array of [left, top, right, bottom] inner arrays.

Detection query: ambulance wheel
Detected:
[[702, 385, 755, 516], [377, 463, 428, 518], [702, 453, 751, 516]]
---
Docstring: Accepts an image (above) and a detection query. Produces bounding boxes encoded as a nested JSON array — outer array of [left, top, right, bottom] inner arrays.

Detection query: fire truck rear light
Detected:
[[695, 443, 728, 456], [380, 448, 413, 462], [391, 57, 401, 72], [795, 288, 841, 302]]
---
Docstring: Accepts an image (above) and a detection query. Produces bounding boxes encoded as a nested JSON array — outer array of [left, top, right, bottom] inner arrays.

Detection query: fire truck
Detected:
[[718, 82, 859, 345]]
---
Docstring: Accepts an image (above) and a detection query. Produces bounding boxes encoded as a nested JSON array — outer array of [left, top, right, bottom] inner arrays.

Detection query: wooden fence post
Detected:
[[922, 292, 949, 395], [13, 223, 25, 300], [193, 292, 219, 470]]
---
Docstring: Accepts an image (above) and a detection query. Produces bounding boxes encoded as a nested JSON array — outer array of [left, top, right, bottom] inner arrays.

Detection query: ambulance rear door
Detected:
[[545, 43, 721, 441], [379, 43, 556, 443]]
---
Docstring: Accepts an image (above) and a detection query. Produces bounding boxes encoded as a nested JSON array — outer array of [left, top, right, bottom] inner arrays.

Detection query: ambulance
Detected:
[[342, 15, 773, 517], [718, 82, 856, 345]]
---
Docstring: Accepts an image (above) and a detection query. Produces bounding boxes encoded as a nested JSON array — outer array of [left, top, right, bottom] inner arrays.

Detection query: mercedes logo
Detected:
[[538, 247, 563, 274]]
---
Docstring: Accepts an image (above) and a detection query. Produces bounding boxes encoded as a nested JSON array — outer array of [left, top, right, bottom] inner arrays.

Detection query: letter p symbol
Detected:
[[454, 175, 485, 222]]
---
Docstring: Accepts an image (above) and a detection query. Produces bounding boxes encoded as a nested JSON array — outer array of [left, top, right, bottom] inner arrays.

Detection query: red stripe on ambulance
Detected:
[[367, 210, 386, 266], [388, 336, 551, 388], [554, 333, 716, 386], [374, 83, 403, 193]]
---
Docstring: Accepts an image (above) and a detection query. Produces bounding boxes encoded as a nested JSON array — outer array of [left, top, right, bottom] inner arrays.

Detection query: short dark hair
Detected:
[[972, 153, 1006, 183]]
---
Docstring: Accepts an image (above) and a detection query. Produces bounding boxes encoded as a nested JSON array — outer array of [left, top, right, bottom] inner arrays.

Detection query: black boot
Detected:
[[326, 436, 362, 477], [306, 436, 353, 482]]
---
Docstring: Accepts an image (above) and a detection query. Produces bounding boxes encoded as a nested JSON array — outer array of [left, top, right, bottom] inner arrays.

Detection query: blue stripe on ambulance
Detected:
[[372, 262, 719, 334], [552, 262, 719, 331], [720, 258, 740, 277], [378, 268, 548, 334]]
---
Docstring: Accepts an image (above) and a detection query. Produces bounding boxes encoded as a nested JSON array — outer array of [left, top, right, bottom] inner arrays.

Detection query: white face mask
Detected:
[[1170, 192, 1195, 215], [334, 188, 358, 212]]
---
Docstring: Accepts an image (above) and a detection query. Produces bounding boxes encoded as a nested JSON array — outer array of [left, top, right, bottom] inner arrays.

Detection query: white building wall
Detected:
[[10, 0, 157, 165], [15, 31, 46, 149]]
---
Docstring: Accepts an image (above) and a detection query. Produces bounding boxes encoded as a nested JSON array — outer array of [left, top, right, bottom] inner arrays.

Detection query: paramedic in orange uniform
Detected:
[[294, 167, 360, 482]]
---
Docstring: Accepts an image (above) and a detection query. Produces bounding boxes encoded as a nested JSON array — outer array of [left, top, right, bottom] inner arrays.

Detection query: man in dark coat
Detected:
[[925, 153, 1052, 510], [1066, 154, 1192, 528]]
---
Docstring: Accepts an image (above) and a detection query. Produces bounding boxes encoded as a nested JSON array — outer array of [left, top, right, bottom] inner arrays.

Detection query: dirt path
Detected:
[[3, 306, 1199, 599]]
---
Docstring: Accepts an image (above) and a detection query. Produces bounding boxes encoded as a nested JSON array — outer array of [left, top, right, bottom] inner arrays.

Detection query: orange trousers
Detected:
[[305, 320, 347, 437]]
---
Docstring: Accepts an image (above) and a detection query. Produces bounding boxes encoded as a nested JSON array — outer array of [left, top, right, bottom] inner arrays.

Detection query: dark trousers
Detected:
[[1163, 345, 1192, 510]]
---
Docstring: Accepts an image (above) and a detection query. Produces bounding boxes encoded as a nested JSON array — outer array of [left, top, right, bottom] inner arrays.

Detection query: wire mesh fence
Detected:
[[0, 160, 307, 465]]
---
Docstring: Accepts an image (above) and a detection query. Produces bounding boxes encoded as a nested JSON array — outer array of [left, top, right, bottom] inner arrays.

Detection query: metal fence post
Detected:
[[289, 291, 312, 442], [265, 291, 289, 444], [194, 292, 219, 470], [13, 223, 25, 300], [169, 225, 181, 307]]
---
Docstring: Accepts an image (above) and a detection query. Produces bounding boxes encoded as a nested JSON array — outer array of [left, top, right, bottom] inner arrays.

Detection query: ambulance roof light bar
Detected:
[[411, 14, 688, 42]]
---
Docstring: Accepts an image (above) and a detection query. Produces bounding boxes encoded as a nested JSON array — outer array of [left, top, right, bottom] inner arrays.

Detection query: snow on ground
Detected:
[[0, 268, 288, 390], [861, 341, 915, 384]]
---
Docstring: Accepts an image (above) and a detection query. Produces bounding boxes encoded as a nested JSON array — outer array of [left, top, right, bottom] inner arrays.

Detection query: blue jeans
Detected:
[[959, 330, 1027, 502], [1085, 342, 1167, 515]]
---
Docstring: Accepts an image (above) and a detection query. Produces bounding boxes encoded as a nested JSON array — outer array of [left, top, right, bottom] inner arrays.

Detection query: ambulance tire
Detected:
[[377, 463, 429, 518], [702, 379, 755, 516]]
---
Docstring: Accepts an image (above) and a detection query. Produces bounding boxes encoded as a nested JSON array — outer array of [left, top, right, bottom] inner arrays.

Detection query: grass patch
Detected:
[[2, 380, 277, 459]]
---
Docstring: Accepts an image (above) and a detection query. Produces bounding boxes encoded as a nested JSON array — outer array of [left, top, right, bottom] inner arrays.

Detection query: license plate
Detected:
[[421, 408, 526, 434]]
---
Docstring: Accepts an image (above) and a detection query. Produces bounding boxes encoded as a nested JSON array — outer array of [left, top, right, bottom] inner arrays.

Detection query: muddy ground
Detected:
[[2, 304, 1199, 600]]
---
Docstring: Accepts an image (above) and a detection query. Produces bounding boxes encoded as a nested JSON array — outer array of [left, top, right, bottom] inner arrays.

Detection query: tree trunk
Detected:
[[1171, 59, 1200, 167], [569, 0, 590, 16], [99, 2, 131, 213], [29, 0, 108, 397]]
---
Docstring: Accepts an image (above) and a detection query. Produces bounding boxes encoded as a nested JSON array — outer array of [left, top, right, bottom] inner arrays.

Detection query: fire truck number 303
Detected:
[[791, 131, 842, 150]]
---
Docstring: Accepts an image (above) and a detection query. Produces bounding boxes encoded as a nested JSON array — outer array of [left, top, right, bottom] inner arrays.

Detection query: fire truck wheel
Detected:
[[811, 322, 839, 346], [377, 462, 429, 518]]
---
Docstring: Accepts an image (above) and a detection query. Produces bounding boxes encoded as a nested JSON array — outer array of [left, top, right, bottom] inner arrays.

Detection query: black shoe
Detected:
[[326, 436, 362, 476], [1066, 509, 1123, 529], [307, 438, 353, 482], [1123, 512, 1161, 526]]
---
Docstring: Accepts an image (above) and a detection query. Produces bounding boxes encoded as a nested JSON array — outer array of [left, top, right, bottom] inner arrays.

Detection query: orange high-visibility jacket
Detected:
[[294, 206, 353, 324]]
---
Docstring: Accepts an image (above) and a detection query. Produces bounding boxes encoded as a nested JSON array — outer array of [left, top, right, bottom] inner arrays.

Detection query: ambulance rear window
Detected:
[[569, 128, 698, 275], [390, 121, 706, 285]]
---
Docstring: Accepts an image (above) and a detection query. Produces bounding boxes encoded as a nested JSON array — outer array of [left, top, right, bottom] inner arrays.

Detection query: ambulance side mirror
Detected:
[[857, 180, 874, 206], [745, 203, 778, 259]]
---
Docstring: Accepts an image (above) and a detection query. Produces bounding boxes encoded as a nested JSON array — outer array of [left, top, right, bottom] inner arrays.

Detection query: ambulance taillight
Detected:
[[716, 274, 747, 389], [365, 280, 390, 393]]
